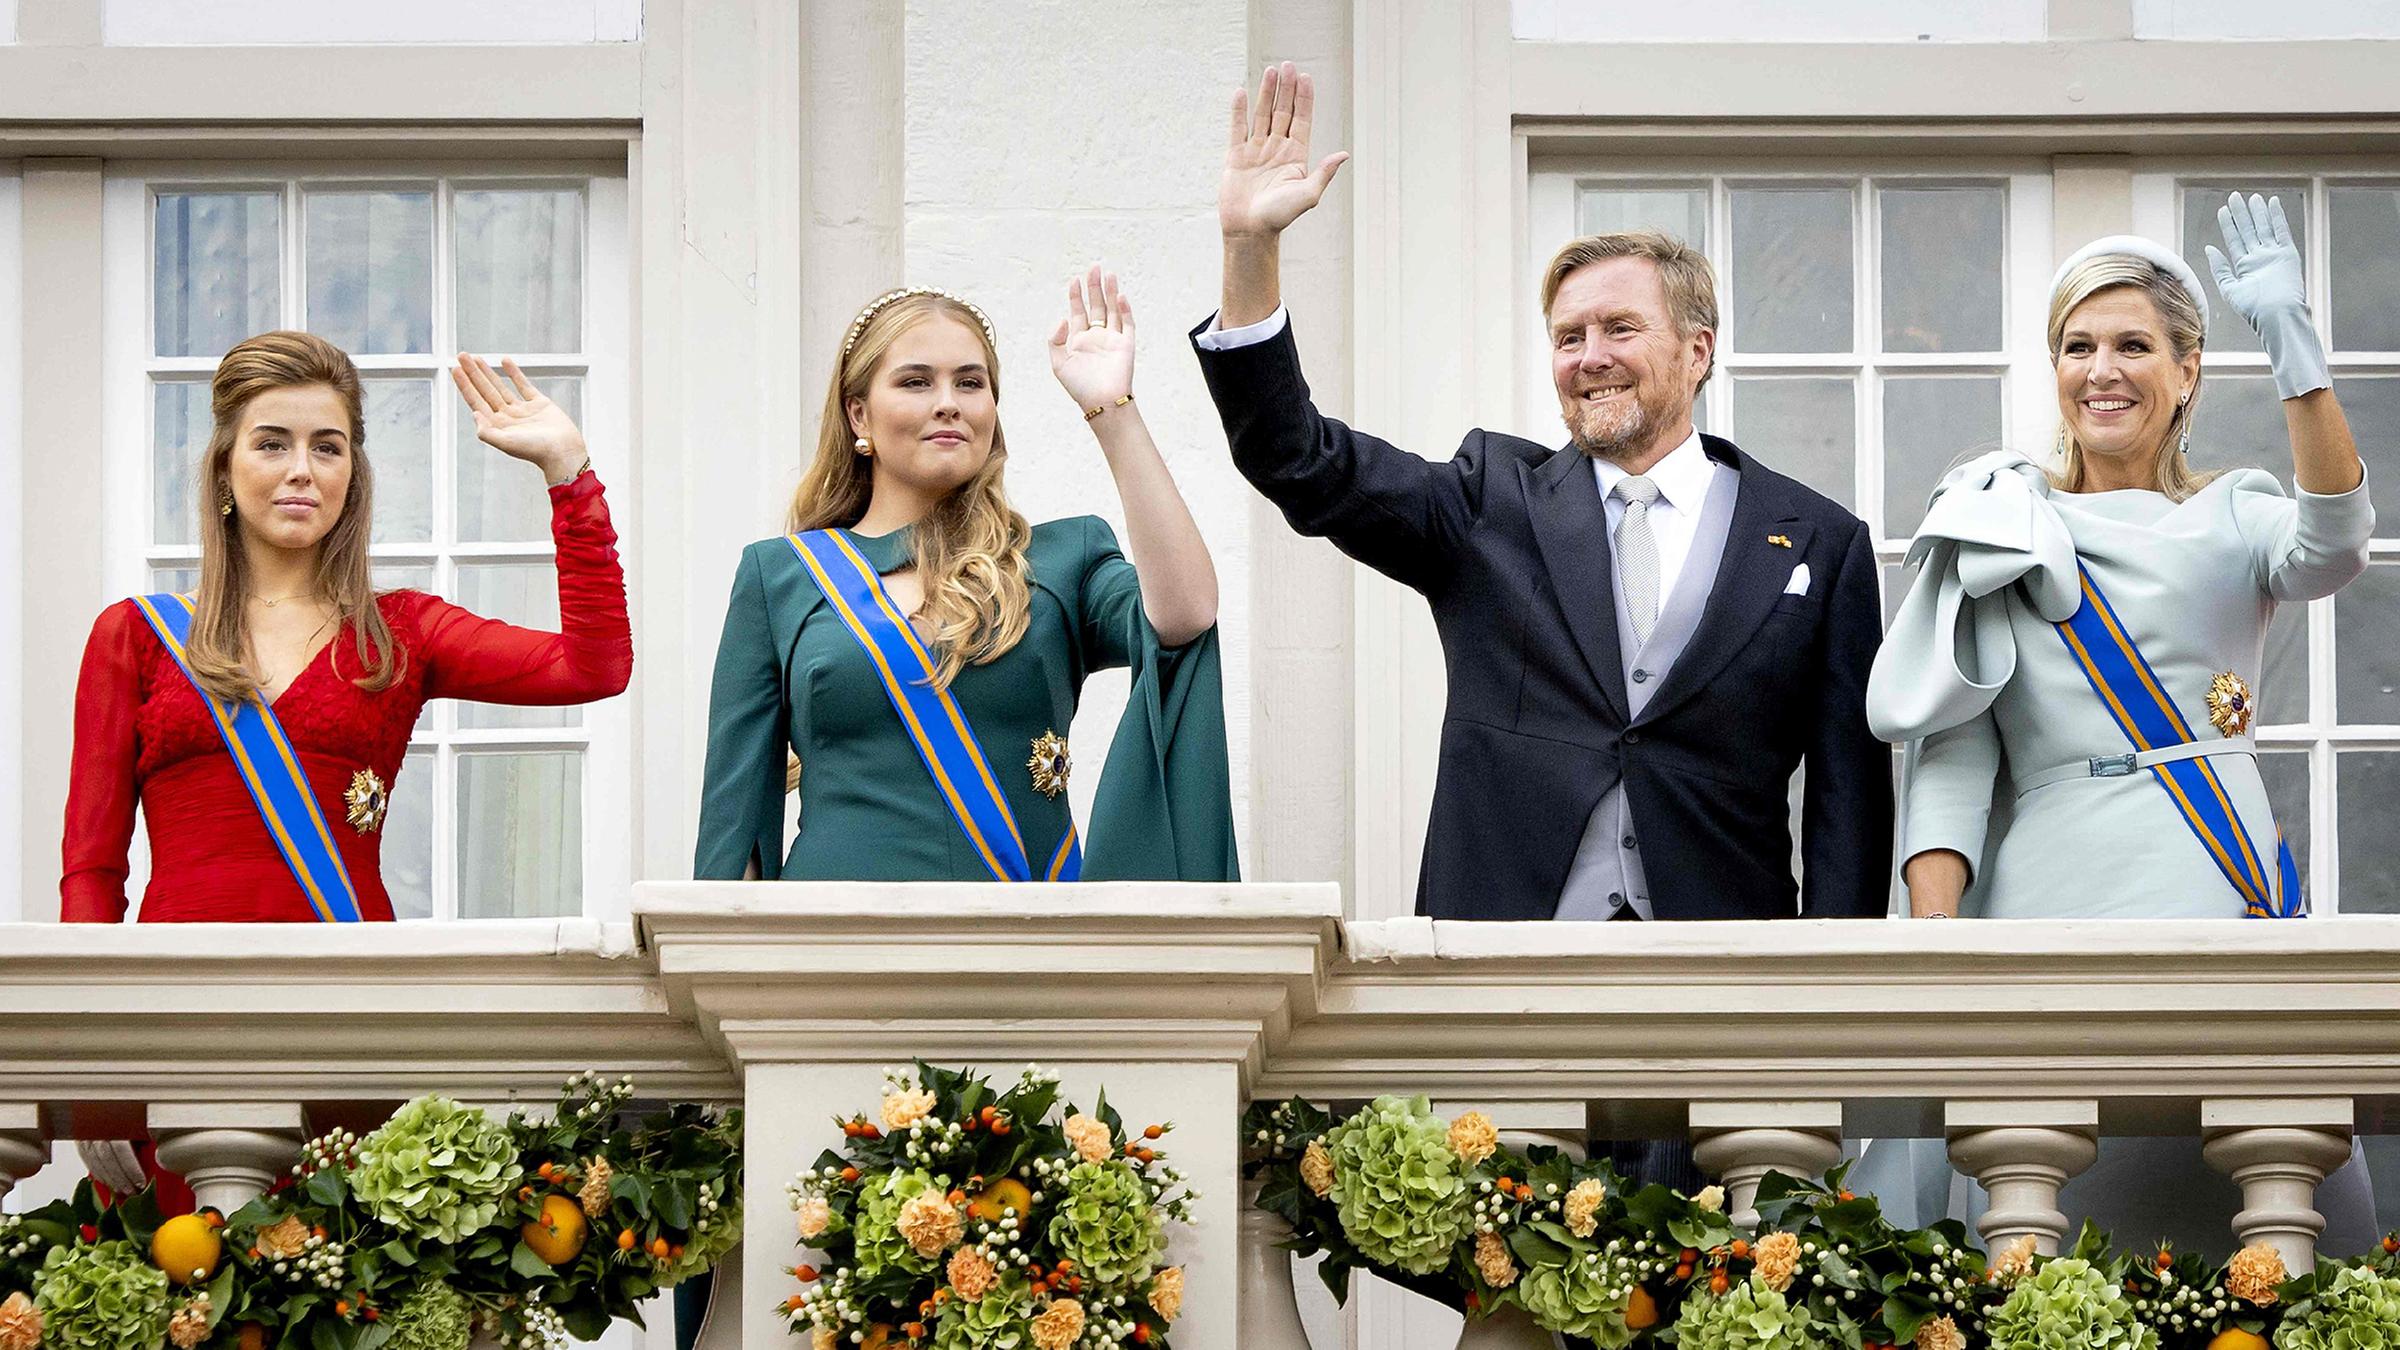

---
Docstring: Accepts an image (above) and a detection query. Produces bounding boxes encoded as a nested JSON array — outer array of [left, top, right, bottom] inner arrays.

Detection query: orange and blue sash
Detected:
[[2052, 565, 2302, 918], [787, 532, 1081, 882], [130, 593, 364, 922]]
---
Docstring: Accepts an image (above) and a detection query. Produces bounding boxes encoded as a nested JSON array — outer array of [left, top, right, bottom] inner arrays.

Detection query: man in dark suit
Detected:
[[1194, 62, 1893, 927]]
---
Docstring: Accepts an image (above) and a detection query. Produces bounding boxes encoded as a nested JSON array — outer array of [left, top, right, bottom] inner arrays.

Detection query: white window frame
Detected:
[[0, 166, 22, 922], [2135, 160, 2400, 914], [98, 158, 634, 923], [1527, 159, 2057, 554]]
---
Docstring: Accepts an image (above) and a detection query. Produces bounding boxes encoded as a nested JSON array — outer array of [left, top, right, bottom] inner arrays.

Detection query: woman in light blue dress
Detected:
[[1863, 195, 2377, 1252]]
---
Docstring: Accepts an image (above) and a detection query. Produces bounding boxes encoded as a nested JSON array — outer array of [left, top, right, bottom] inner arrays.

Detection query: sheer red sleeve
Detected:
[[61, 602, 146, 923], [413, 471, 635, 705]]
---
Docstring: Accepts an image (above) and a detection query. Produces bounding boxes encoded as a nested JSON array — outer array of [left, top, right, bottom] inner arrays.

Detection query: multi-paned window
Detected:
[[103, 166, 631, 921], [2138, 170, 2400, 913]]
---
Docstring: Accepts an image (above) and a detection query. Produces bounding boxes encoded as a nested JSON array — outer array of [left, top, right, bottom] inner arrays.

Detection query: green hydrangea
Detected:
[[351, 1095, 523, 1243], [854, 1170, 942, 1281], [932, 1273, 1033, 1350], [1320, 1095, 1474, 1276], [32, 1241, 172, 1350], [1672, 1274, 1833, 1350], [1513, 1253, 1637, 1347], [2276, 1265, 2400, 1350], [1987, 1258, 2160, 1350], [1050, 1161, 1164, 1288], [382, 1280, 474, 1350]]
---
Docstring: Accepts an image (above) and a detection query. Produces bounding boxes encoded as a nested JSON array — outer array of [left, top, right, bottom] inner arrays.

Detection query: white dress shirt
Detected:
[[1592, 430, 1719, 605]]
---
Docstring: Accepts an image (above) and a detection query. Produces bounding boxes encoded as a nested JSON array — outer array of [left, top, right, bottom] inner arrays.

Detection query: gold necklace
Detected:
[[250, 591, 321, 608]]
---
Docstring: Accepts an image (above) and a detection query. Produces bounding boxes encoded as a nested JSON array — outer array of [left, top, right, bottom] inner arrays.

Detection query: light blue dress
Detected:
[[1858, 449, 2379, 1254]]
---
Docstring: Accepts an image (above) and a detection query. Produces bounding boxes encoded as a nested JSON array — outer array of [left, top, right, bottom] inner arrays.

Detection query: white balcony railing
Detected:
[[5, 889, 2398, 1349]]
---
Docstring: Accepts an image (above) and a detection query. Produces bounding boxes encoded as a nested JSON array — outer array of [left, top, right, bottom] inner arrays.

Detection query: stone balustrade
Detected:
[[5, 896, 2398, 1349]]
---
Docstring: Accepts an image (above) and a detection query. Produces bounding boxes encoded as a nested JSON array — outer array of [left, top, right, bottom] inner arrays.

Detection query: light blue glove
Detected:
[[2204, 192, 2331, 401]]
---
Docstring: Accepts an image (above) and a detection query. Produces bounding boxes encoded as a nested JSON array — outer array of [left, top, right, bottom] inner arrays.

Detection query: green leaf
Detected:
[[306, 1170, 347, 1208], [510, 1239, 558, 1278]]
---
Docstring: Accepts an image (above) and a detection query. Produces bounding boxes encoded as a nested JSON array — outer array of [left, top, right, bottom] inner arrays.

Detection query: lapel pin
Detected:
[[1767, 534, 1792, 548]]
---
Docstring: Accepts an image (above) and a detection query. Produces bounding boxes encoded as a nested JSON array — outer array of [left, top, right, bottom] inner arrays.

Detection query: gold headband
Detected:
[[841, 287, 998, 358]]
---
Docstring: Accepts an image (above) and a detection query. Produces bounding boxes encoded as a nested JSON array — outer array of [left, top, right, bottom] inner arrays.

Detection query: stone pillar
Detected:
[[1944, 1100, 2099, 1256], [1689, 1101, 1843, 1229], [0, 1104, 47, 1202], [149, 1103, 305, 1216], [2202, 1098, 2356, 1272], [1238, 1175, 1314, 1350]]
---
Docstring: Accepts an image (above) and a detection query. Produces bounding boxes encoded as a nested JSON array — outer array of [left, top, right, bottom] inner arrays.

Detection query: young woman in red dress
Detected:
[[59, 330, 632, 924]]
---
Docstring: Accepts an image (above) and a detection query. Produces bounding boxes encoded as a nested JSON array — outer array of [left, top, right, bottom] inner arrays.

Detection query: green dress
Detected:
[[694, 515, 1238, 882]]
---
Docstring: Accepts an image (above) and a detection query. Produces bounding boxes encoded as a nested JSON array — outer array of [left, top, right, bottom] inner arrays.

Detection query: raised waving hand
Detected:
[[1220, 61, 1349, 241]]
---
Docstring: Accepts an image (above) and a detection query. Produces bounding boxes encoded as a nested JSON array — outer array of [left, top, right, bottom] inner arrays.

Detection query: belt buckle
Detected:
[[2089, 753, 2138, 777]]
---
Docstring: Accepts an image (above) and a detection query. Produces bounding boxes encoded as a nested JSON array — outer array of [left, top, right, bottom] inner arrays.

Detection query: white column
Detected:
[[2202, 1098, 2356, 1272], [1944, 1100, 2099, 1256], [1239, 1174, 1314, 1350], [148, 1103, 304, 1216], [0, 1103, 47, 1201], [1689, 1101, 1843, 1230]]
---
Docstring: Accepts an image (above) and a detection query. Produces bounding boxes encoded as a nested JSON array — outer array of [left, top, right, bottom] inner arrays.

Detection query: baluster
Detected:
[[1689, 1101, 1843, 1230], [1239, 1174, 1314, 1349], [0, 1104, 47, 1203], [149, 1103, 304, 1216], [1452, 1104, 1588, 1350], [1944, 1100, 2099, 1256], [2202, 1097, 2356, 1272]]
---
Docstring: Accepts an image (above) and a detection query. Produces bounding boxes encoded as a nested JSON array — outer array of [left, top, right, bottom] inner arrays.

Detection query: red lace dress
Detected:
[[59, 472, 633, 923]]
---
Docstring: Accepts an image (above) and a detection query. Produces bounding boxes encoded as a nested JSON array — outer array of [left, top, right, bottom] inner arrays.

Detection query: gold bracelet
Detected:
[[546, 455, 593, 488], [1083, 394, 1134, 422]]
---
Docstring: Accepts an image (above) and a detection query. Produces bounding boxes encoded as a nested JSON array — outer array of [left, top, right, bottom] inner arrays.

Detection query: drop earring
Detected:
[[217, 485, 234, 517]]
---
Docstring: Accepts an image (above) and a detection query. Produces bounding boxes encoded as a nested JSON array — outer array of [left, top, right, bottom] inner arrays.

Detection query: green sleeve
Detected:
[[694, 544, 790, 880], [1073, 517, 1241, 882]]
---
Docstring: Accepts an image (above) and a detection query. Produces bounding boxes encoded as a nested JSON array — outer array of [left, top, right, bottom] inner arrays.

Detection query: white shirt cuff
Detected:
[[1194, 306, 1290, 351]]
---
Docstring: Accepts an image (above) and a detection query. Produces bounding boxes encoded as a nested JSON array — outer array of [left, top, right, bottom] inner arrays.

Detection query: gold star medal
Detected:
[[1027, 730, 1071, 799], [2206, 671, 2255, 738], [344, 768, 391, 834]]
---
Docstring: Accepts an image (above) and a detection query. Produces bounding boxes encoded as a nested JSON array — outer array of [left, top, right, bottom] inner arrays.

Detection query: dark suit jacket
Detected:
[[1195, 317, 1893, 920]]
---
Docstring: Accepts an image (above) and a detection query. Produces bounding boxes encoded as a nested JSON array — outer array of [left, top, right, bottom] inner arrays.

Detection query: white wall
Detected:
[[102, 0, 639, 45], [902, 0, 1256, 858], [0, 169, 20, 923], [1513, 0, 2045, 42], [1, 0, 17, 43], [2135, 0, 2400, 38]]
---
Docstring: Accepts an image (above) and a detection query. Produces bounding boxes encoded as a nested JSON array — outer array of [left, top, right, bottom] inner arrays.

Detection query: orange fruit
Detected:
[[238, 1325, 269, 1350], [1624, 1286, 1660, 1328], [521, 1193, 589, 1266], [969, 1178, 1033, 1223], [2206, 1332, 2271, 1350], [150, 1213, 224, 1285]]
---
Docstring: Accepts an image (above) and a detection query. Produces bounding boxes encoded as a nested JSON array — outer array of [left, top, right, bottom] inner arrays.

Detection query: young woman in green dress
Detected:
[[694, 271, 1237, 883]]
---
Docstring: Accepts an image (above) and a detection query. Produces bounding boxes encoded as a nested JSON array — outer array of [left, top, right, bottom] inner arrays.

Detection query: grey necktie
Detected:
[[1613, 475, 1662, 646]]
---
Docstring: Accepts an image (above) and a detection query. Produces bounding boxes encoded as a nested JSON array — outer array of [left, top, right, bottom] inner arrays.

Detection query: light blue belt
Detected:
[[2016, 739, 2254, 795]]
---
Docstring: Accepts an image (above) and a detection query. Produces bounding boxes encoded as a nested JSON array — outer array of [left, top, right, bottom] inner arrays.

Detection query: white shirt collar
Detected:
[[1591, 429, 1711, 512]]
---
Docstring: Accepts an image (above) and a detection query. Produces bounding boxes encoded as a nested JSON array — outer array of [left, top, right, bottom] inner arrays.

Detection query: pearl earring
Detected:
[[854, 437, 873, 457]]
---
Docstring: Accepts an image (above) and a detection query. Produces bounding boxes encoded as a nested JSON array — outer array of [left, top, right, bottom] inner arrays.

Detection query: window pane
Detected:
[[152, 379, 211, 547], [2258, 748, 2311, 896], [2329, 185, 2400, 352], [1879, 184, 2004, 353], [2179, 182, 2308, 357], [455, 188, 583, 354], [364, 376, 432, 546], [2186, 372, 2285, 472], [154, 191, 281, 358], [1881, 561, 1910, 627], [385, 748, 435, 921], [454, 562, 576, 729], [304, 189, 433, 355], [149, 566, 199, 595], [1881, 374, 2002, 537], [1731, 376, 1854, 508], [2335, 562, 2400, 725], [1578, 185, 1707, 250], [2338, 750, 2400, 913], [2262, 598, 2307, 726], [457, 751, 583, 918], [457, 375, 582, 542], [2338, 373, 2400, 535], [1731, 186, 1853, 353]]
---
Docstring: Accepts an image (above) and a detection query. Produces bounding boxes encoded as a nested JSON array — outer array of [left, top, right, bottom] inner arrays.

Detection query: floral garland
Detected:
[[0, 1075, 741, 1350], [1245, 1096, 2400, 1350], [781, 1063, 1194, 1350]]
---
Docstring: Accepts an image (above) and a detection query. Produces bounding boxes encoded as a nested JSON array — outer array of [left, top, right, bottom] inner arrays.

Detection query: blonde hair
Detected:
[[2047, 255, 2219, 501], [788, 290, 1032, 690], [1540, 229, 1721, 390], [184, 331, 399, 703]]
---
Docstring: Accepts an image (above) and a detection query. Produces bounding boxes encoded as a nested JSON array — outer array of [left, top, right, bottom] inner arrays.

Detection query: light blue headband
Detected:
[[2049, 235, 2211, 341]]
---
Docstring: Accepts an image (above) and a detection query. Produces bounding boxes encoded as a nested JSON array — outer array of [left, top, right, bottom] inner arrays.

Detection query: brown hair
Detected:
[[2047, 255, 2219, 501], [787, 291, 1033, 691], [1541, 229, 1721, 390], [183, 331, 399, 702]]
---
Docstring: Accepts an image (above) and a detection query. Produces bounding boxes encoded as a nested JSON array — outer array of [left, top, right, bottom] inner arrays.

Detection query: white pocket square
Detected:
[[1783, 562, 1811, 596]]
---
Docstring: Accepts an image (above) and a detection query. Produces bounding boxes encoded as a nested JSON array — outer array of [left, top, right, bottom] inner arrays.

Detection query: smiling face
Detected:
[[2053, 285, 2200, 478], [223, 382, 355, 557], [844, 314, 1000, 506], [1547, 256, 1713, 467]]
